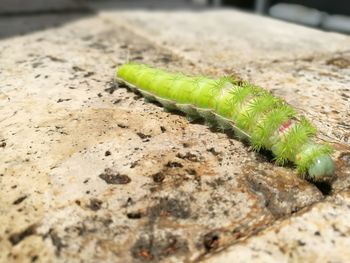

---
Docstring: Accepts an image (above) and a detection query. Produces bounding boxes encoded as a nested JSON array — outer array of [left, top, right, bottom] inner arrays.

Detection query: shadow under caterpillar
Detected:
[[116, 63, 335, 182]]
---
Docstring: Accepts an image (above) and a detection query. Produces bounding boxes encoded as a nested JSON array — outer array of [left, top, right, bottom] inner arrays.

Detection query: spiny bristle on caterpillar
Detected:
[[115, 62, 335, 182]]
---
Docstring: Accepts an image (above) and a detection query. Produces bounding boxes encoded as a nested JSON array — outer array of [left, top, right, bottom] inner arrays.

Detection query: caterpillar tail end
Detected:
[[308, 154, 335, 182]]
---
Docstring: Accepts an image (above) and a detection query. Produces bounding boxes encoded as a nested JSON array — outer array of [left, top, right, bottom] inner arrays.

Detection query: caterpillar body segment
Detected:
[[116, 63, 335, 182]]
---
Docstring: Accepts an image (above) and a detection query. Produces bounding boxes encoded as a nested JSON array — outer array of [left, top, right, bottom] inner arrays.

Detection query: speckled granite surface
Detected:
[[0, 1, 349, 262]]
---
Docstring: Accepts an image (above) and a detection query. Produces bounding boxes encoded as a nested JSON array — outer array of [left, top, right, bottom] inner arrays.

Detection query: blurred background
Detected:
[[0, 0, 349, 39], [201, 0, 350, 34]]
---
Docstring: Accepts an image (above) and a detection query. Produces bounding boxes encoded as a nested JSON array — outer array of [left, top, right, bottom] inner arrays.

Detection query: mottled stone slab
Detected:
[[0, 13, 328, 263], [205, 190, 350, 263]]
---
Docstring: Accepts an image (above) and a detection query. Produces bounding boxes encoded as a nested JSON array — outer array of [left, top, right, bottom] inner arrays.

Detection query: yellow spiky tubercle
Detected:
[[116, 63, 335, 182]]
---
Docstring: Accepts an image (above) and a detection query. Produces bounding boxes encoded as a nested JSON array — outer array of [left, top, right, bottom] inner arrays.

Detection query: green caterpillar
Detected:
[[116, 63, 335, 182]]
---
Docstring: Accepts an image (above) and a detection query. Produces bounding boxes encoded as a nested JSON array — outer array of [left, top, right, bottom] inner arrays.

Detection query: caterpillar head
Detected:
[[296, 143, 335, 182], [308, 154, 335, 182]]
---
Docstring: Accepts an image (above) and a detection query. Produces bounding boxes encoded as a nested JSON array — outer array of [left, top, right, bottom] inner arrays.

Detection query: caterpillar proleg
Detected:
[[116, 63, 335, 182]]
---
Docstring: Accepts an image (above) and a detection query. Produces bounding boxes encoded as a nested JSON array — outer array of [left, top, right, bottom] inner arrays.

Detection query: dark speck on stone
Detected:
[[105, 150, 111, 156], [132, 55, 144, 60], [297, 240, 306, 246], [104, 82, 118, 94], [203, 231, 220, 251], [84, 72, 94, 78], [32, 62, 42, 68], [99, 168, 131, 184], [182, 142, 190, 148], [153, 172, 165, 183], [136, 132, 151, 140], [72, 66, 84, 72], [47, 56, 66, 63], [9, 224, 37, 245], [13, 195, 28, 205], [117, 123, 128, 128], [166, 161, 183, 168], [207, 147, 220, 156], [57, 98, 71, 103], [130, 161, 138, 168], [87, 198, 103, 211], [127, 211, 142, 219]]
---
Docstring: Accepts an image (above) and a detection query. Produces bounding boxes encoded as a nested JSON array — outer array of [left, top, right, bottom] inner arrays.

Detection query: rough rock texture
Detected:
[[204, 190, 350, 263], [0, 1, 349, 262]]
